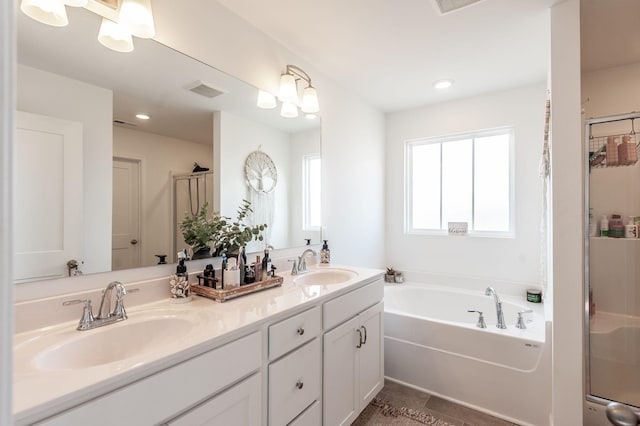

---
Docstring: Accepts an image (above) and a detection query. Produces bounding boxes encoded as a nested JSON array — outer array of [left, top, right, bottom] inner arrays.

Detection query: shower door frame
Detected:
[[584, 111, 640, 412]]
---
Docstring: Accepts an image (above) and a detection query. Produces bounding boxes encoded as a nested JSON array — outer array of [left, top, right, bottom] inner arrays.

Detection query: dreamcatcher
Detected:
[[244, 149, 277, 246]]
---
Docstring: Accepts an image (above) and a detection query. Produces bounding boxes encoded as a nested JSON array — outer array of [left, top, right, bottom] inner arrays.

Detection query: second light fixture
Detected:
[[258, 65, 320, 118]]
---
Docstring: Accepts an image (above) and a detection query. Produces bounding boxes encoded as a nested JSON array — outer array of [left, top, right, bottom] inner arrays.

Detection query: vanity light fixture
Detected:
[[20, 0, 69, 27], [98, 18, 134, 53], [280, 102, 299, 118], [118, 0, 156, 39], [433, 79, 454, 89], [257, 90, 277, 109], [262, 65, 320, 117], [20, 0, 156, 53]]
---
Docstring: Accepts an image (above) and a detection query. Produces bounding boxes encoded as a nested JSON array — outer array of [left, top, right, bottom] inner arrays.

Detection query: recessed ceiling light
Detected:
[[433, 79, 454, 89], [136, 114, 150, 120]]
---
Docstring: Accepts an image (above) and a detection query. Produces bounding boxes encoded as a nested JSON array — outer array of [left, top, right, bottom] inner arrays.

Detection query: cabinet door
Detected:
[[357, 302, 384, 407], [167, 373, 261, 426], [323, 316, 359, 426]]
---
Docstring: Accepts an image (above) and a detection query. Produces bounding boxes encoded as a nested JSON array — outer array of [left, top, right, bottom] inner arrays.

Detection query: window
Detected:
[[303, 154, 321, 230], [405, 127, 514, 236]]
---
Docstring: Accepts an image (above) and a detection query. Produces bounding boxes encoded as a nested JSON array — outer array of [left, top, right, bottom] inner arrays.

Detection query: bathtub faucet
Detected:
[[485, 287, 507, 329]]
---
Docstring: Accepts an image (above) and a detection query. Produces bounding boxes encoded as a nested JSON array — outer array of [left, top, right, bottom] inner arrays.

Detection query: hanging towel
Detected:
[[539, 97, 551, 296]]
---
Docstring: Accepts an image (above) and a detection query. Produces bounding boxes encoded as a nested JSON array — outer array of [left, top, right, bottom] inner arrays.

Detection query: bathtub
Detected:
[[384, 283, 551, 426]]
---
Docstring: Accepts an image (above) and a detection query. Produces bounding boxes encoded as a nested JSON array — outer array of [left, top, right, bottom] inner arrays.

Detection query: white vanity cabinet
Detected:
[[322, 280, 384, 426], [36, 332, 262, 426]]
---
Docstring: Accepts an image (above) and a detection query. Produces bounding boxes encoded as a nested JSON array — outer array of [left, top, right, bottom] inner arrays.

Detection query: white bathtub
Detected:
[[384, 283, 551, 426]]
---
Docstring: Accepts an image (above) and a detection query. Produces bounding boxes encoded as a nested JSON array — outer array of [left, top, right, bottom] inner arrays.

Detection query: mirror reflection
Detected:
[[16, 6, 321, 283]]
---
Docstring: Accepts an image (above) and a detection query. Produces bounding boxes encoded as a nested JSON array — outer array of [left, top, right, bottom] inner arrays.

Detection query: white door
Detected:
[[323, 316, 359, 426], [166, 373, 262, 426], [112, 158, 140, 270], [15, 111, 83, 282], [358, 302, 384, 407]]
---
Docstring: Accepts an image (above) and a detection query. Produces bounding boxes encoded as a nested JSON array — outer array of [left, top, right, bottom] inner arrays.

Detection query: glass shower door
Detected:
[[586, 113, 640, 409]]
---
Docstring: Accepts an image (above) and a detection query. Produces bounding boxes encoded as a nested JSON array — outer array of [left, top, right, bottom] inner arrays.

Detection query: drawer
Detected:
[[323, 279, 383, 330], [288, 400, 320, 426], [269, 306, 321, 360], [269, 338, 321, 426]]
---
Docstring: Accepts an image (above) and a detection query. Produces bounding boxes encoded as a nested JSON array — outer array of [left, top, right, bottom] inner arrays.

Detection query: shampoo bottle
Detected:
[[600, 215, 609, 237], [625, 217, 637, 238], [320, 240, 331, 264], [238, 246, 246, 286], [262, 247, 271, 280]]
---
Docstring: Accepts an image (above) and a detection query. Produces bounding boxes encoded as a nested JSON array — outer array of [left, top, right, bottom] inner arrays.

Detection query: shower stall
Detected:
[[172, 170, 213, 262], [585, 112, 640, 420]]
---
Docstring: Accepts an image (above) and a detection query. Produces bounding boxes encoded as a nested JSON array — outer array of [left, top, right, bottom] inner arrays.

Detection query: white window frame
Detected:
[[404, 126, 515, 238], [302, 154, 321, 232]]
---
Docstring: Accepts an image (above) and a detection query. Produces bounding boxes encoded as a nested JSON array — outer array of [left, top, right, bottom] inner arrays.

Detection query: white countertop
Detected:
[[14, 265, 383, 424]]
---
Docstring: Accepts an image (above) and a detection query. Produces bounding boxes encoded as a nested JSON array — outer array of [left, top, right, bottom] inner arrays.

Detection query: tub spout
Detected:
[[485, 286, 507, 329]]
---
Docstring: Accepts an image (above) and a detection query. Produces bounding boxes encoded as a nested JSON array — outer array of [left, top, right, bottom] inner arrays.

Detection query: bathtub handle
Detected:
[[467, 310, 487, 329], [361, 326, 367, 345], [516, 309, 534, 329], [356, 328, 363, 348]]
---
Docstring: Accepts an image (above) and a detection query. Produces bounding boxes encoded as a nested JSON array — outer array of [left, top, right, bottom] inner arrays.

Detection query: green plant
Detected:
[[179, 202, 221, 253], [213, 200, 267, 256], [386, 267, 397, 275], [180, 200, 267, 257]]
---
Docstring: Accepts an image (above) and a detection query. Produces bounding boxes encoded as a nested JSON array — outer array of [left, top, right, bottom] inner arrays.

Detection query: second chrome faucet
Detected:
[[484, 286, 507, 329]]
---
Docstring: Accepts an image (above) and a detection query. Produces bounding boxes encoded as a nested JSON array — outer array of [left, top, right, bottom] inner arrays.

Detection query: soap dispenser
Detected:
[[170, 251, 191, 303], [320, 240, 331, 264]]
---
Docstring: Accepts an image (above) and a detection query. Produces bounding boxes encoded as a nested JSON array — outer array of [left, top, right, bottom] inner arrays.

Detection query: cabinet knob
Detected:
[[297, 327, 305, 336], [296, 380, 304, 390]]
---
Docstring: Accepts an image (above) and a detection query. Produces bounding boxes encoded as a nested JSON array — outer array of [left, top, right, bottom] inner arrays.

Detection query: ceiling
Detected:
[[218, 0, 640, 113], [217, 0, 561, 113]]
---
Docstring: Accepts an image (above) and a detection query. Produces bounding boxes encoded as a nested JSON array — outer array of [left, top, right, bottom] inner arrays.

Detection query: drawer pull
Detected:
[[297, 327, 305, 336], [356, 328, 363, 348], [296, 380, 304, 390], [361, 326, 368, 345]]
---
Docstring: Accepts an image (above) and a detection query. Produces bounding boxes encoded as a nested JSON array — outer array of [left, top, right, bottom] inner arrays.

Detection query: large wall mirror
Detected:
[[16, 6, 321, 283]]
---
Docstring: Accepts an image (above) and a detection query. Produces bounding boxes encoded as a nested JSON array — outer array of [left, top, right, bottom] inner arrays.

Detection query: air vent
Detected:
[[113, 119, 137, 127], [185, 80, 225, 99], [433, 0, 484, 14]]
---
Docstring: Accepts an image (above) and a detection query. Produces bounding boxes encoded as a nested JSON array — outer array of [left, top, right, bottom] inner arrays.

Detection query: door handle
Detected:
[[131, 239, 138, 245]]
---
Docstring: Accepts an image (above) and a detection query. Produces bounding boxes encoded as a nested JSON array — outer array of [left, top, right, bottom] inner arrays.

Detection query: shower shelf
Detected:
[[588, 133, 639, 168]]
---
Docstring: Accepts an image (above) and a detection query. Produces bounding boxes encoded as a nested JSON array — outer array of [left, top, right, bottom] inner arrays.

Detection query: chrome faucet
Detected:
[[290, 248, 318, 275], [71, 281, 128, 331], [484, 286, 507, 329]]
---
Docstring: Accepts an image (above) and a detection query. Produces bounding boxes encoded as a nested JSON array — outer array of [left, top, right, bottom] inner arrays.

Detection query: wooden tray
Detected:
[[191, 275, 283, 302]]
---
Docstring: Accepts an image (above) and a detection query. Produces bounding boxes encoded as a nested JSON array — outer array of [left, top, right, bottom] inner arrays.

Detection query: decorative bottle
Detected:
[[320, 240, 331, 264]]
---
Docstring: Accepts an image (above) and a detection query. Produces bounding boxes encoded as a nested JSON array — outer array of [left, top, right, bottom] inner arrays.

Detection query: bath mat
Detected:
[[351, 397, 454, 426]]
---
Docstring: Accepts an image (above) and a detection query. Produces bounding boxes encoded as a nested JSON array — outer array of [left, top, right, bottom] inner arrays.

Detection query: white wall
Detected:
[[385, 84, 545, 285], [17, 64, 112, 275], [549, 1, 584, 424], [216, 111, 291, 251], [152, 0, 386, 267], [113, 126, 213, 266]]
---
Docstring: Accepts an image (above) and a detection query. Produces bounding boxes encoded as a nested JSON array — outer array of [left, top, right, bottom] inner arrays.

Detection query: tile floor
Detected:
[[354, 379, 519, 426]]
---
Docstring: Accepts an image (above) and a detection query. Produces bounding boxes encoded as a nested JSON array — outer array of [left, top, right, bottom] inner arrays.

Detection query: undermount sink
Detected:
[[293, 268, 358, 286], [28, 316, 194, 371]]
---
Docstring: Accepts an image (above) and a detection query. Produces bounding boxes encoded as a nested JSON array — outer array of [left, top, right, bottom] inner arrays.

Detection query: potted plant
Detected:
[[385, 267, 403, 283], [179, 202, 221, 259], [212, 199, 267, 257], [180, 200, 267, 260]]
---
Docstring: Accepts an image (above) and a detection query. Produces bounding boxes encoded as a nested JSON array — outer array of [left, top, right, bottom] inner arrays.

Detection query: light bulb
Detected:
[[20, 0, 68, 27], [301, 86, 319, 113], [433, 79, 454, 89], [257, 90, 277, 109], [119, 0, 156, 39], [280, 102, 299, 118], [98, 18, 134, 53], [278, 73, 298, 103]]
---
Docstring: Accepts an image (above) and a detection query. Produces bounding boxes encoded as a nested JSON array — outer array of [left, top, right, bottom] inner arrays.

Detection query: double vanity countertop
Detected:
[[14, 264, 383, 424]]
